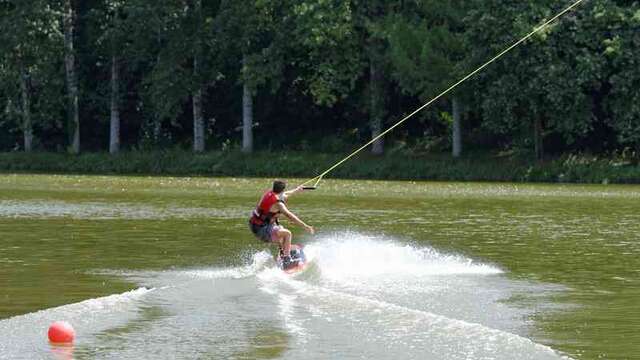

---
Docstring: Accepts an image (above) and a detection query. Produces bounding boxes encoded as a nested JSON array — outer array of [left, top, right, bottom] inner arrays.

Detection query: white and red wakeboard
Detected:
[[277, 244, 308, 274]]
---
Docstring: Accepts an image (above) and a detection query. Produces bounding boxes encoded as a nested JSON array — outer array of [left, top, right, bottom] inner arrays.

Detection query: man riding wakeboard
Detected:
[[249, 180, 315, 266]]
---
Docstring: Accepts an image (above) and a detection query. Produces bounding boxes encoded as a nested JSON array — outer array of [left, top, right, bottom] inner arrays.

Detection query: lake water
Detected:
[[0, 175, 638, 359]]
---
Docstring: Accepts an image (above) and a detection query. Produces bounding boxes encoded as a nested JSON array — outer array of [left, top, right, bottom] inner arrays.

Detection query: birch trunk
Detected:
[[192, 0, 205, 153], [109, 56, 120, 154], [242, 81, 253, 153], [452, 97, 462, 158], [370, 59, 384, 155], [192, 78, 205, 152], [19, 69, 33, 152], [64, 0, 80, 154]]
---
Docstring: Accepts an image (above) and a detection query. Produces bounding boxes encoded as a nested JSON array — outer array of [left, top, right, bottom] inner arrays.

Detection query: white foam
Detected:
[[0, 288, 152, 355], [304, 232, 502, 280], [258, 267, 571, 359], [248, 233, 573, 358]]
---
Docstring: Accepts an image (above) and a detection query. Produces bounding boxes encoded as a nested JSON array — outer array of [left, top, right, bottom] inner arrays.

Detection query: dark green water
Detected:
[[1, 175, 639, 359]]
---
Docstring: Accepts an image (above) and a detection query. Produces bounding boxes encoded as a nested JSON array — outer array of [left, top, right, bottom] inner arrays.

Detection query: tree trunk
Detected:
[[19, 69, 33, 152], [370, 56, 384, 155], [192, 0, 205, 153], [109, 56, 120, 154], [452, 97, 462, 158], [534, 117, 544, 161], [242, 81, 254, 153], [192, 80, 205, 152], [64, 0, 80, 154]]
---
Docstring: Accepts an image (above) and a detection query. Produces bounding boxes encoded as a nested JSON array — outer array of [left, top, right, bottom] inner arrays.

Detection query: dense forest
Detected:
[[1, 0, 639, 161]]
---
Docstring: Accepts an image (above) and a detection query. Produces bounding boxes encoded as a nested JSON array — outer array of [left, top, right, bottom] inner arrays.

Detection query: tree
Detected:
[[0, 0, 638, 158], [464, 0, 606, 160], [349, 0, 432, 155], [241, 55, 253, 153], [452, 97, 462, 157], [602, 2, 640, 154], [368, 36, 386, 155], [384, 0, 467, 157], [218, 0, 291, 153], [63, 0, 80, 154], [118, 0, 221, 150], [291, 0, 361, 107], [118, 1, 176, 145], [107, 1, 124, 154], [191, 0, 206, 153], [353, 0, 391, 155], [91, 0, 127, 154], [0, 0, 64, 152]]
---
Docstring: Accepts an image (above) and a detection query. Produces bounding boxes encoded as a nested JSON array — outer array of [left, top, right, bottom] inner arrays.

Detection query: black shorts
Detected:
[[249, 221, 279, 243]]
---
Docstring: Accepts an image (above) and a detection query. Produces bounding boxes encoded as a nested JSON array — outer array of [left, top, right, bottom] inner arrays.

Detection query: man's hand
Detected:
[[305, 225, 315, 235], [284, 186, 304, 198]]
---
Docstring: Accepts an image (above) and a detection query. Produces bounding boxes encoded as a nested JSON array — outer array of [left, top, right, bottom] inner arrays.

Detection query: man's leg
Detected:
[[273, 227, 292, 258]]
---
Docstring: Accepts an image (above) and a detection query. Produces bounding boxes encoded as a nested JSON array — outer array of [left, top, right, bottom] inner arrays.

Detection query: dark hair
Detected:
[[272, 180, 287, 194]]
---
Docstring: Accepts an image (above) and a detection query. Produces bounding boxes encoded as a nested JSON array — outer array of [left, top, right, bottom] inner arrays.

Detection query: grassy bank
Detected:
[[0, 150, 639, 184]]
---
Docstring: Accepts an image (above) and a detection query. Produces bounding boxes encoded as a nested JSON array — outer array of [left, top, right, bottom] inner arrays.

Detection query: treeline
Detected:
[[1, 0, 639, 160]]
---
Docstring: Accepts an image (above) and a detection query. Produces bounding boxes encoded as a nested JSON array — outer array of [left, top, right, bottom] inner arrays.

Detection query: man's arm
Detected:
[[277, 202, 315, 234], [283, 186, 304, 200]]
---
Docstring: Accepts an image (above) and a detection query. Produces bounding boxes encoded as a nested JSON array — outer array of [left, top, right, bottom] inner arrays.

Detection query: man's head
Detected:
[[272, 180, 287, 194]]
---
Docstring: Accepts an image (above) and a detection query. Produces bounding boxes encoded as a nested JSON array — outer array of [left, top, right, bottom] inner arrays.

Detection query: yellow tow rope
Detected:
[[300, 0, 586, 190]]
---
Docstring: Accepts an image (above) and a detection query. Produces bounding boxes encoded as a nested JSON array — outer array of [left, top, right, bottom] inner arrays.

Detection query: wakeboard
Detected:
[[277, 244, 308, 274]]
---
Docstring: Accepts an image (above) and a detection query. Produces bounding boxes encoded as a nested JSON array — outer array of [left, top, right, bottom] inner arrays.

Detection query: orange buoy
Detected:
[[48, 321, 75, 343]]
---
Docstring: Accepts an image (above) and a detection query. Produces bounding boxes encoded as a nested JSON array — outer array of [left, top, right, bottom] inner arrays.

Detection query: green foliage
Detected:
[[0, 0, 639, 165], [218, 0, 286, 93], [385, 0, 466, 99], [0, 0, 65, 149], [466, 1, 594, 144], [464, 0, 640, 156], [602, 2, 640, 150], [291, 0, 362, 106], [1, 150, 639, 184]]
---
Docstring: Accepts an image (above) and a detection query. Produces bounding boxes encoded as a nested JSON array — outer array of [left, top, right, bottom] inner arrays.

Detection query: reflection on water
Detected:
[[232, 326, 290, 359], [1, 175, 640, 359], [49, 343, 74, 360]]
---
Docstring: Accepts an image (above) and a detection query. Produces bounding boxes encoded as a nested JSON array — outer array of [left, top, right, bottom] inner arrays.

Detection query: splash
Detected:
[[303, 232, 502, 280], [250, 232, 569, 359]]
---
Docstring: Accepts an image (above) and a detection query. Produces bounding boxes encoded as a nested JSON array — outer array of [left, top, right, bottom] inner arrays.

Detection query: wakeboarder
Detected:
[[249, 180, 314, 266]]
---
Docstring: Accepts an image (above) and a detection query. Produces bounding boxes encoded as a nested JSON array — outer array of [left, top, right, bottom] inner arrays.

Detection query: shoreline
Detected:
[[0, 150, 638, 184]]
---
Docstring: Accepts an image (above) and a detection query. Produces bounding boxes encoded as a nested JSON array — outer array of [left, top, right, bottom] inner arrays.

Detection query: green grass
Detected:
[[0, 150, 639, 184]]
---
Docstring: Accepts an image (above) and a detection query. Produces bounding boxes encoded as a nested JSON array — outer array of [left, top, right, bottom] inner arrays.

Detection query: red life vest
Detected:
[[250, 191, 284, 225]]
